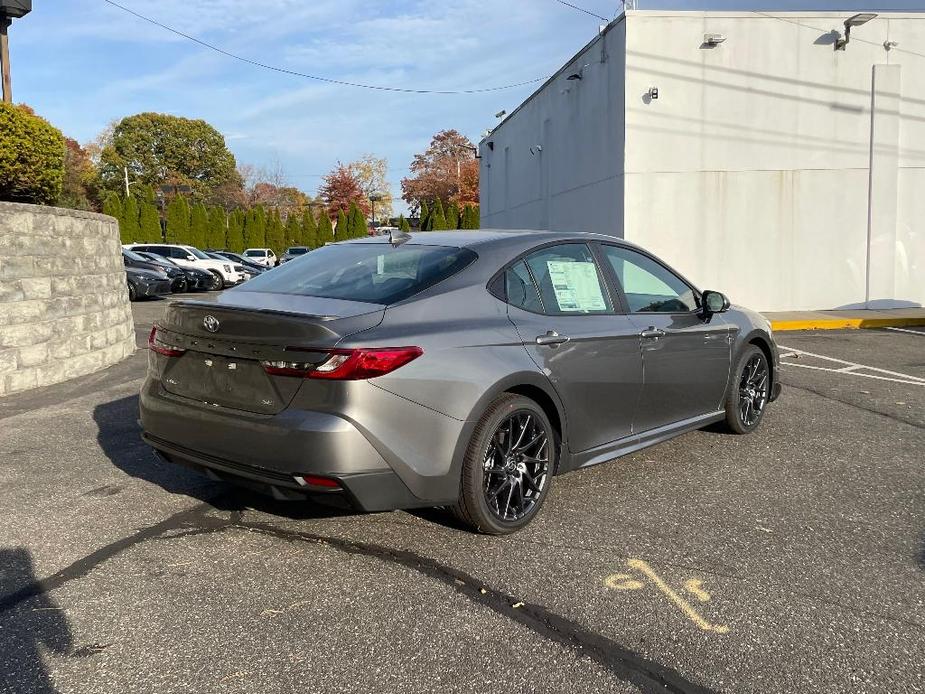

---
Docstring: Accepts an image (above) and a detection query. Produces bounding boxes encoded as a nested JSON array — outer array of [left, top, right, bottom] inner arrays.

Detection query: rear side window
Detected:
[[235, 243, 477, 305], [522, 243, 613, 314], [505, 261, 544, 313]]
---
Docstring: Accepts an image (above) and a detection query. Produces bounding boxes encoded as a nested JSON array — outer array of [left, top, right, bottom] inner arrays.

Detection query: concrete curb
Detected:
[[767, 314, 925, 332]]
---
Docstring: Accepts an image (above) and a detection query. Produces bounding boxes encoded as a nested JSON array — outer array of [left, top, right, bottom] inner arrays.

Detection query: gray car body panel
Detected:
[[139, 230, 780, 510]]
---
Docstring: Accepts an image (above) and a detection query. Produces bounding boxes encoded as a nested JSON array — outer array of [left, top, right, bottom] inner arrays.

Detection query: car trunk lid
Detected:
[[154, 294, 383, 414]]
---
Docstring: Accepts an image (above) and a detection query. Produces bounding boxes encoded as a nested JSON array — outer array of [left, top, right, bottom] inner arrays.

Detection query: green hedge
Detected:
[[0, 104, 66, 205]]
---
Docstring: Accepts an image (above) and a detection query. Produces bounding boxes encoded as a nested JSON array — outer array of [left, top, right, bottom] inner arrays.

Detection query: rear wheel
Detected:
[[721, 345, 770, 434], [208, 271, 223, 291], [452, 394, 555, 535]]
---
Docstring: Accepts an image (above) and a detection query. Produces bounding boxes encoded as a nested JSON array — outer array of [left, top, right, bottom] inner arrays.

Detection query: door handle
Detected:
[[536, 331, 570, 347], [640, 327, 667, 340]]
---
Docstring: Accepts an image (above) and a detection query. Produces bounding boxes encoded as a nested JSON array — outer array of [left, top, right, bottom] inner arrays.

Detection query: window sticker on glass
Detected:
[[546, 261, 607, 312]]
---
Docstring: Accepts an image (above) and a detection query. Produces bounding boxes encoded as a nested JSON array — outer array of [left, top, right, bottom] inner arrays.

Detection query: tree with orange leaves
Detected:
[[319, 163, 370, 219]]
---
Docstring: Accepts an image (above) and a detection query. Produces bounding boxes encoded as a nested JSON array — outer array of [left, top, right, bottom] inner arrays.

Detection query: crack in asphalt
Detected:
[[0, 503, 714, 694]]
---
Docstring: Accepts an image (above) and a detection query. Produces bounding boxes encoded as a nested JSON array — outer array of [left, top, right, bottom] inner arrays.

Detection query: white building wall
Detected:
[[622, 11, 924, 311], [480, 11, 924, 312], [480, 20, 627, 237]]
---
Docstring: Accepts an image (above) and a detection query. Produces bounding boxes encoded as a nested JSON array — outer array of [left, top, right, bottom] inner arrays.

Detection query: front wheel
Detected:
[[173, 277, 188, 293], [721, 345, 770, 434], [127, 281, 137, 302], [208, 271, 223, 291], [452, 394, 555, 535]]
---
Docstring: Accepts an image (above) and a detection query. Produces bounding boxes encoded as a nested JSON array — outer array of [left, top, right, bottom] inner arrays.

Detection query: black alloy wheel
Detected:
[[453, 393, 555, 534], [721, 345, 770, 434]]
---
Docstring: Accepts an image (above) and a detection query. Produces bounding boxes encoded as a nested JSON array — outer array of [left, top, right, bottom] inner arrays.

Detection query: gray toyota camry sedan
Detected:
[[140, 230, 780, 534]]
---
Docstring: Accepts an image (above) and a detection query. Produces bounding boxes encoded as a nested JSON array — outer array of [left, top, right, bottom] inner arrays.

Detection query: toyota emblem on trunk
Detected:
[[202, 315, 220, 333]]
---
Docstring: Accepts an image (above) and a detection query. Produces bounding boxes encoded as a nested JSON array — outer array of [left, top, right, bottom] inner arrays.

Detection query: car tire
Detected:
[[721, 344, 770, 435], [452, 393, 556, 535], [174, 277, 188, 293], [207, 271, 223, 291], [127, 281, 137, 302]]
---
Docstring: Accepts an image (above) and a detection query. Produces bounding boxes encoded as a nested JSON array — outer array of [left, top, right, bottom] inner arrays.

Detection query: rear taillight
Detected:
[[148, 326, 186, 357], [261, 347, 422, 381]]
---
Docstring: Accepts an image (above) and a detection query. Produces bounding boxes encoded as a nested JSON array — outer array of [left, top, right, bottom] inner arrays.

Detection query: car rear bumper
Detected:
[[138, 378, 427, 512]]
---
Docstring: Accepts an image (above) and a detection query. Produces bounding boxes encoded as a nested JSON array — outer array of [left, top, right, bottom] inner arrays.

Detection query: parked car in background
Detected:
[[140, 230, 780, 534], [243, 248, 277, 267], [280, 246, 310, 263], [204, 252, 251, 281], [124, 244, 243, 289], [135, 252, 214, 292], [125, 265, 171, 301], [124, 249, 187, 292], [207, 250, 268, 276]]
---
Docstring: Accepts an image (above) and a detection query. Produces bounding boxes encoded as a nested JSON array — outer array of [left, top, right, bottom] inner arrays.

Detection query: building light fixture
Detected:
[[835, 13, 878, 51], [703, 33, 726, 46]]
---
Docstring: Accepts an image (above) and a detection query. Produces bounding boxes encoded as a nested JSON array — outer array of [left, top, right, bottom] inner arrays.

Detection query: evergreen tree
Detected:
[[165, 196, 190, 244], [266, 209, 285, 254], [445, 202, 460, 230], [121, 196, 141, 242], [335, 209, 348, 239], [419, 201, 430, 231], [103, 194, 125, 240], [189, 202, 209, 249], [226, 210, 245, 252], [138, 199, 162, 242], [206, 206, 227, 250], [285, 214, 302, 248], [346, 201, 363, 239], [398, 214, 410, 232], [301, 209, 318, 248], [431, 198, 448, 231], [460, 204, 480, 229], [244, 206, 267, 248], [317, 213, 334, 245]]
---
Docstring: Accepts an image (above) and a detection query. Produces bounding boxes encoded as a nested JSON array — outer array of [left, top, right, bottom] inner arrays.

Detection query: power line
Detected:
[[101, 0, 550, 95], [552, 0, 609, 22]]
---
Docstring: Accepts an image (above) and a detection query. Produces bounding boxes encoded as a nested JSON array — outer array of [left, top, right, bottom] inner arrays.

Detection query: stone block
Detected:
[[0, 348, 17, 373], [0, 256, 35, 280], [0, 299, 47, 325], [19, 277, 52, 299], [18, 343, 49, 368], [5, 368, 37, 394], [0, 322, 53, 348]]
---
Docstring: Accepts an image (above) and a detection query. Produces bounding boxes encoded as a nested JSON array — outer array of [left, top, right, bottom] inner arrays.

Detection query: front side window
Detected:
[[236, 243, 476, 305], [521, 244, 612, 315], [602, 245, 698, 313]]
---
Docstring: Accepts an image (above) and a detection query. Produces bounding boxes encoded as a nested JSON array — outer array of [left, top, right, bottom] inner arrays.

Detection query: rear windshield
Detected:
[[235, 242, 476, 305], [287, 247, 309, 255], [244, 250, 265, 257]]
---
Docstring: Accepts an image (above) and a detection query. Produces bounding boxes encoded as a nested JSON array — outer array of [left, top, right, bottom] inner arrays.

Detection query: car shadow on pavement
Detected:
[[0, 548, 73, 694], [92, 394, 356, 522]]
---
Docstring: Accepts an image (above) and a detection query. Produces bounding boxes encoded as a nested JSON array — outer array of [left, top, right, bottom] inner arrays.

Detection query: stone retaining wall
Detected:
[[0, 202, 136, 397]]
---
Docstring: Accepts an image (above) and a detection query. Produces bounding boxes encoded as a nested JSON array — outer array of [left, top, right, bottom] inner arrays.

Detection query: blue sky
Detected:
[[10, 0, 923, 210]]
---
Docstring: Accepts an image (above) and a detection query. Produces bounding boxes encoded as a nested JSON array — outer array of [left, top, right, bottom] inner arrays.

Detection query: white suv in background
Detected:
[[124, 244, 243, 289], [243, 248, 277, 267]]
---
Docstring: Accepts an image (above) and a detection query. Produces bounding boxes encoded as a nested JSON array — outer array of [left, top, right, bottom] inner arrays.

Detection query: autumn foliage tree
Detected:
[[320, 163, 369, 220], [401, 129, 478, 213]]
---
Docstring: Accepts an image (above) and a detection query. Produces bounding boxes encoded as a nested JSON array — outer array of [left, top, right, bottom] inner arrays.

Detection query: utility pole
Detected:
[[0, 1, 32, 104], [124, 166, 132, 197]]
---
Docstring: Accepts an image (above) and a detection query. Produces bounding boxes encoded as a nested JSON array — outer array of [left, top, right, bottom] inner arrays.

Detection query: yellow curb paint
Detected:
[[770, 317, 925, 332]]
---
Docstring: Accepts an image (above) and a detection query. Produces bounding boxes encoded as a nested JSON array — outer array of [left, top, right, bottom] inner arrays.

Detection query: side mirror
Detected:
[[187, 255, 196, 261], [701, 290, 730, 316]]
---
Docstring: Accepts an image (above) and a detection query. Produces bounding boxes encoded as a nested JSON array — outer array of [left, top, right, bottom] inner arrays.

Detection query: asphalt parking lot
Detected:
[[1, 296, 923, 694]]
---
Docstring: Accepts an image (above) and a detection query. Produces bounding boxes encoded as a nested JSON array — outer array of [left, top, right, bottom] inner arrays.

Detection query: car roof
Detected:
[[348, 229, 647, 252]]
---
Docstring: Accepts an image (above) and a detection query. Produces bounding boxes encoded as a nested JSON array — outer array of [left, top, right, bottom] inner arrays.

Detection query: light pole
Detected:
[[0, 1, 31, 103], [369, 192, 384, 230]]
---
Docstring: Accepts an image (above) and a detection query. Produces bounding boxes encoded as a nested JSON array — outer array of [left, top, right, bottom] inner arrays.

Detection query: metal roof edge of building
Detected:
[[479, 13, 627, 145], [624, 9, 924, 19]]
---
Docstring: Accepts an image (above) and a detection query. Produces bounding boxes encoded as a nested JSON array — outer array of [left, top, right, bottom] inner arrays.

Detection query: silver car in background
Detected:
[[140, 230, 780, 534]]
